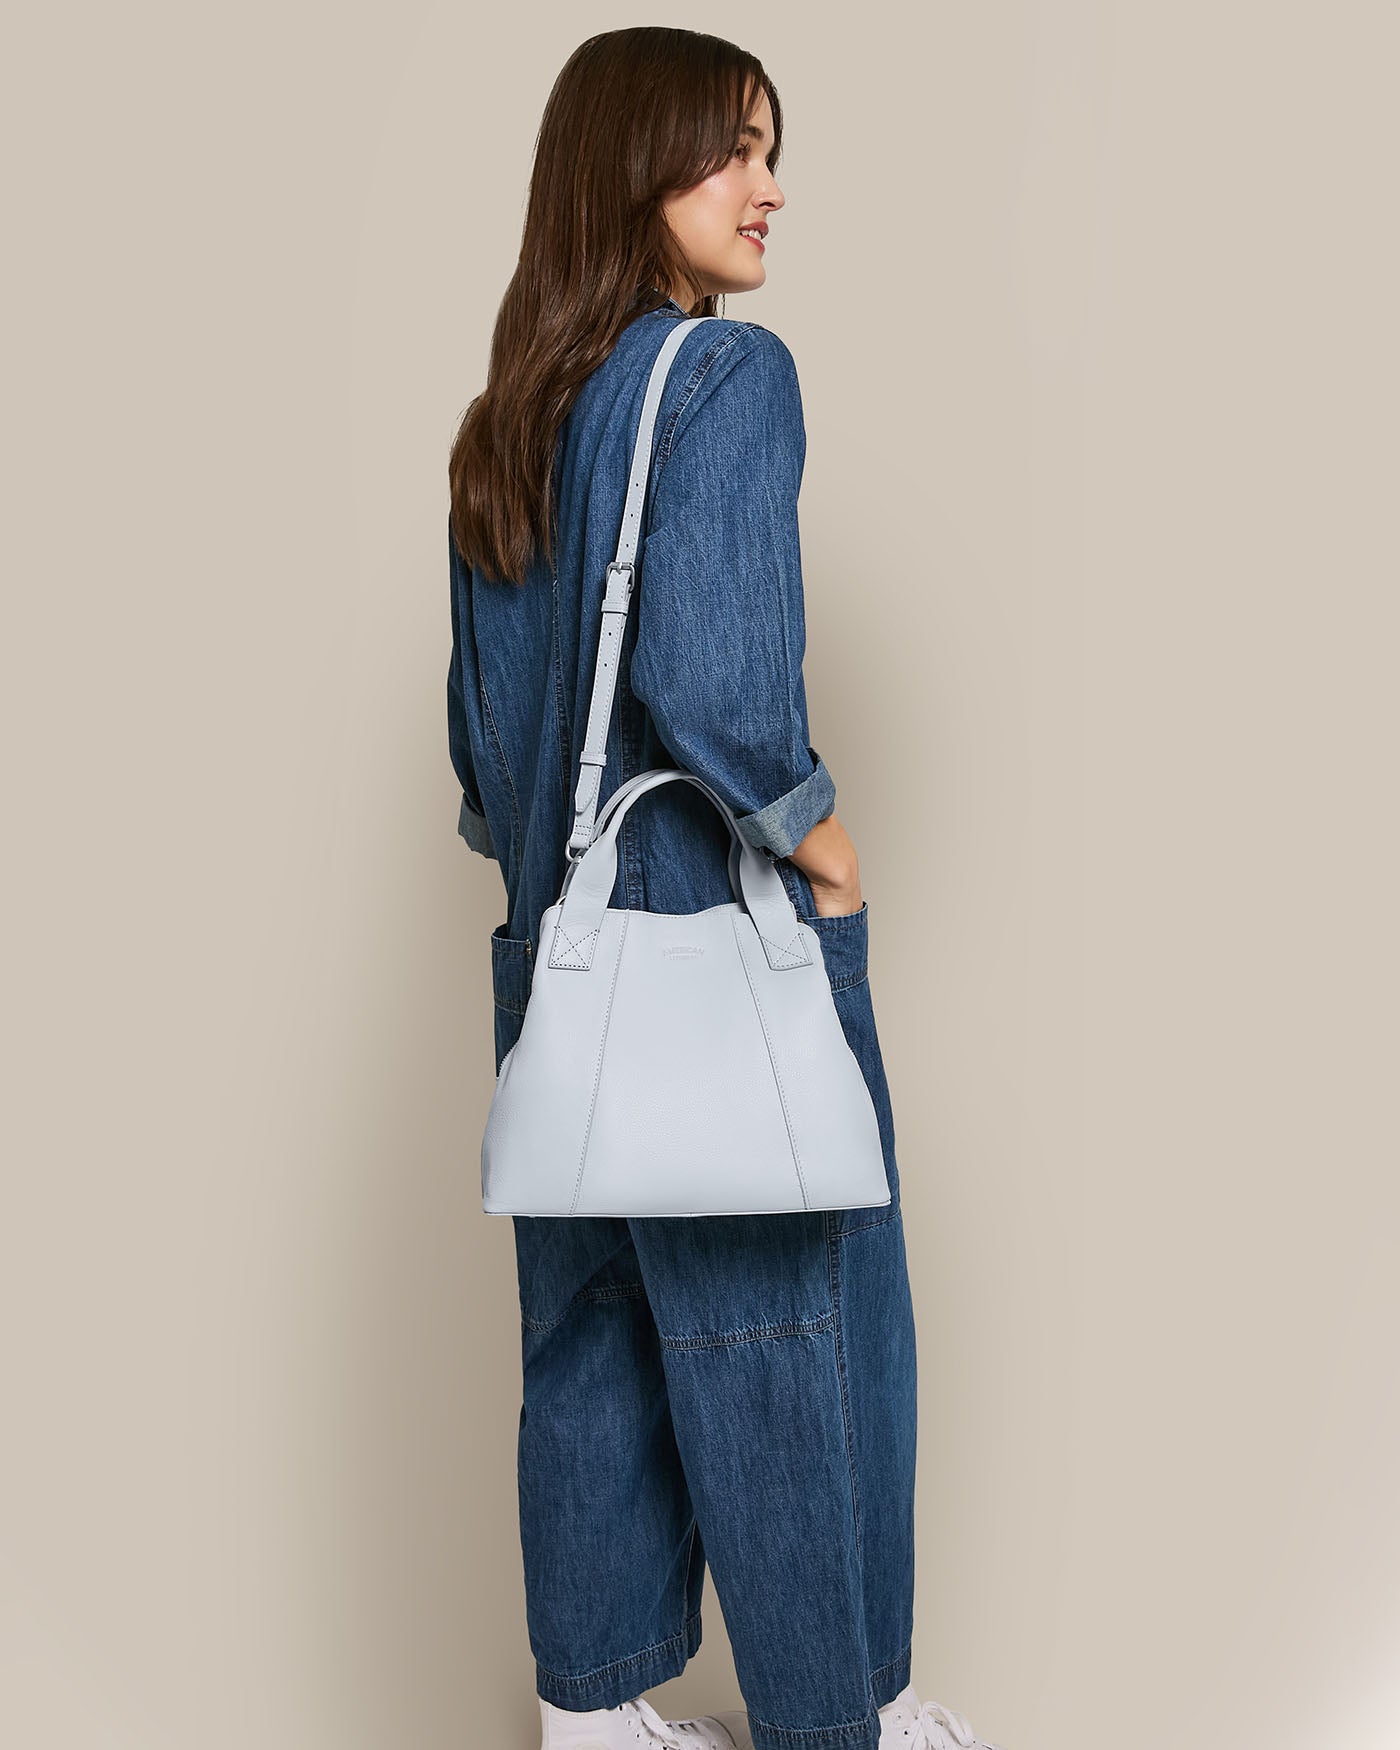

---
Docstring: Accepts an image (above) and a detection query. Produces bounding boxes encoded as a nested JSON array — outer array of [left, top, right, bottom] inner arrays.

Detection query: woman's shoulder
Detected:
[[619, 308, 800, 394], [663, 317, 804, 448], [682, 314, 799, 380]]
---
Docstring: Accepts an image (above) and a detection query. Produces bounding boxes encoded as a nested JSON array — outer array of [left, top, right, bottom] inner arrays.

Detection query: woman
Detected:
[[447, 27, 1004, 1750]]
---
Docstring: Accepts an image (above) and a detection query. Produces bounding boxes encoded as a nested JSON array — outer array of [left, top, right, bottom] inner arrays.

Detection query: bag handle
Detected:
[[581, 764, 776, 920], [566, 315, 718, 859], [568, 763, 767, 947], [554, 766, 813, 974]]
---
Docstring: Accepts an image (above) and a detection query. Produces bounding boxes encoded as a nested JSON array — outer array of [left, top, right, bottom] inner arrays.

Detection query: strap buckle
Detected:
[[602, 560, 634, 610]]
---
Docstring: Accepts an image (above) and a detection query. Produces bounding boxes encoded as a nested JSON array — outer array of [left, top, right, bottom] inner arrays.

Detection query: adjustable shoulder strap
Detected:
[[566, 315, 716, 859]]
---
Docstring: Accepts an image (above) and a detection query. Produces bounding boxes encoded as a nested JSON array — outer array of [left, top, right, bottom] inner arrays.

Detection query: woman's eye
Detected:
[[734, 141, 751, 160]]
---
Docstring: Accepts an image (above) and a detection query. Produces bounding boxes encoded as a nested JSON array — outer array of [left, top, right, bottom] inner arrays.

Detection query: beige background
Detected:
[[3, 3, 1396, 1747]]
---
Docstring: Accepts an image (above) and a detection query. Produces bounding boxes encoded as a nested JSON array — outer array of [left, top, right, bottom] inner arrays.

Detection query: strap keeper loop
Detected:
[[602, 561, 634, 611]]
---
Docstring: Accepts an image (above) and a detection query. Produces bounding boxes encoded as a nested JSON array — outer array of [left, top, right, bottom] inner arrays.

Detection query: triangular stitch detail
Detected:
[[758, 928, 809, 968], [550, 922, 601, 968]]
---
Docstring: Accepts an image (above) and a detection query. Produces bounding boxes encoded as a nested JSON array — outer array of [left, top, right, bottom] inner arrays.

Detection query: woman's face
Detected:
[[661, 86, 784, 306]]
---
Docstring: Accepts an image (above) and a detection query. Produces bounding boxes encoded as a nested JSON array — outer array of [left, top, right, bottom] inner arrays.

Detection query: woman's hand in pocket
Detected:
[[808, 878, 864, 918], [790, 814, 864, 917]]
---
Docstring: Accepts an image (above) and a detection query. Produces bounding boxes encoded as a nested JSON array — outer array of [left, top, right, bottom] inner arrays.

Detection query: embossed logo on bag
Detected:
[[662, 943, 705, 960]]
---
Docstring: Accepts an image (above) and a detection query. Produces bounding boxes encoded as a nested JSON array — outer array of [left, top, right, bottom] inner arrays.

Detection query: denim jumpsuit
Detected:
[[447, 297, 919, 1750]]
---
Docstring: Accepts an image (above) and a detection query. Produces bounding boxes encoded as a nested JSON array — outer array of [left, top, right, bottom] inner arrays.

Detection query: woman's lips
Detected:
[[739, 231, 765, 251]]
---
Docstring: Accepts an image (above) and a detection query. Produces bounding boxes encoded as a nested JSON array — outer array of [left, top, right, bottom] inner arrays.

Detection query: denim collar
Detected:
[[644, 289, 696, 319]]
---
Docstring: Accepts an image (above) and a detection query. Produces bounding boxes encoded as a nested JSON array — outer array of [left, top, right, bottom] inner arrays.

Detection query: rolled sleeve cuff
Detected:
[[734, 748, 836, 861], [457, 792, 497, 860]]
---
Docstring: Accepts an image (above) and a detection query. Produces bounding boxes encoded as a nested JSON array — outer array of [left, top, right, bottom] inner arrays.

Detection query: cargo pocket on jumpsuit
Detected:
[[797, 898, 902, 1225], [489, 921, 533, 1078]]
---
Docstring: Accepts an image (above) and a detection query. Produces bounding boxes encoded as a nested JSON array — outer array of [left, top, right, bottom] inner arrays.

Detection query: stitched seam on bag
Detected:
[[757, 924, 810, 968], [729, 911, 809, 1208], [569, 909, 630, 1213], [550, 920, 601, 969]]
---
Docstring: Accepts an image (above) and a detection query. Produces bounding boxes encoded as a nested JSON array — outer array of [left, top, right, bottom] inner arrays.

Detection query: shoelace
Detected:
[[899, 1696, 1005, 1750], [616, 1694, 728, 1749]]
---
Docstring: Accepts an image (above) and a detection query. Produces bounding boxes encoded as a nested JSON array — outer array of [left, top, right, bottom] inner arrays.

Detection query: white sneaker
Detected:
[[540, 1693, 753, 1750], [878, 1681, 1006, 1750]]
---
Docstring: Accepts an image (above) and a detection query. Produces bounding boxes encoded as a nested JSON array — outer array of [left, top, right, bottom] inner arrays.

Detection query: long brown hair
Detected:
[[448, 27, 783, 586]]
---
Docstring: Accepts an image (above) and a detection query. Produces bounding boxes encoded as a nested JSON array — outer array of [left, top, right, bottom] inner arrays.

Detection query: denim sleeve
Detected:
[[630, 326, 837, 861], [447, 523, 497, 860]]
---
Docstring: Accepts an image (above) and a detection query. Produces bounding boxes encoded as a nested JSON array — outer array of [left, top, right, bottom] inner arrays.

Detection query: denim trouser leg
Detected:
[[507, 905, 917, 1750]]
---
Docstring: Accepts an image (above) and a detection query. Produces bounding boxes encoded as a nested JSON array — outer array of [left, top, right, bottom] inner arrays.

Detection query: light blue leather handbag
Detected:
[[481, 317, 890, 1217]]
